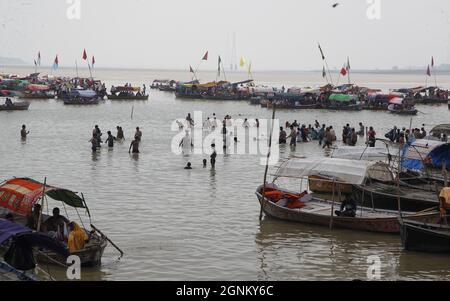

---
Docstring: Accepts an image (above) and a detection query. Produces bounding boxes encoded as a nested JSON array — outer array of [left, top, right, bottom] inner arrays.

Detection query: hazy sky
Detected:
[[1, 0, 450, 70]]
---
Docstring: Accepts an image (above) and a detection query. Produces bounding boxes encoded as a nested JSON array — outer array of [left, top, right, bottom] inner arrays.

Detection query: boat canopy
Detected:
[[231, 79, 253, 86], [400, 139, 448, 170], [275, 157, 394, 185], [430, 124, 450, 137], [0, 219, 31, 245], [389, 97, 404, 105], [329, 94, 358, 102], [26, 84, 50, 92], [331, 146, 389, 162], [0, 178, 85, 216], [70, 89, 97, 98]]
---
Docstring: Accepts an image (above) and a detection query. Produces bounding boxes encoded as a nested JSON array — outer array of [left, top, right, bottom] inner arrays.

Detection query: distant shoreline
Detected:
[[2, 64, 450, 76]]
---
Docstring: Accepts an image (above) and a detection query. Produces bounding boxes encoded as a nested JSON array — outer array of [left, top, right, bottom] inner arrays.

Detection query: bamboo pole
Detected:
[[260, 104, 277, 221], [37, 177, 47, 232], [329, 179, 336, 229]]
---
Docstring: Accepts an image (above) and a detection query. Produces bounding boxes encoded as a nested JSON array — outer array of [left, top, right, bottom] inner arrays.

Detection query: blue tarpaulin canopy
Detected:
[[0, 219, 31, 245]]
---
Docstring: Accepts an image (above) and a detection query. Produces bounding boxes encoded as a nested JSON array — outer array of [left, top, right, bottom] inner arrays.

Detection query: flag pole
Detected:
[[75, 60, 79, 78], [318, 43, 334, 86]]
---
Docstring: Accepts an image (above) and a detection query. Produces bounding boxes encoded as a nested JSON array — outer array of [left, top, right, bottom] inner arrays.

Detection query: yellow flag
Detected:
[[240, 56, 246, 67]]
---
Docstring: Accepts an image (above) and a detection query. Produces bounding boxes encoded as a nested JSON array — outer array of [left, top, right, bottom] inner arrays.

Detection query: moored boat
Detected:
[[0, 99, 30, 111], [108, 86, 148, 100], [399, 218, 450, 252], [256, 157, 440, 233], [0, 178, 114, 267]]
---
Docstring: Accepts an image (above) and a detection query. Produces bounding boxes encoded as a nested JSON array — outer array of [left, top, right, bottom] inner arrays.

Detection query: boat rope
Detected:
[[36, 250, 67, 269]]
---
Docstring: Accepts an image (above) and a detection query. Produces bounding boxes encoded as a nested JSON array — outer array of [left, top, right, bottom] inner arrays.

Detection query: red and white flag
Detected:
[[340, 65, 347, 76], [82, 49, 87, 60]]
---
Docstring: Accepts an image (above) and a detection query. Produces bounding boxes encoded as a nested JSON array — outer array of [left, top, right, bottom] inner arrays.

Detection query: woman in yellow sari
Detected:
[[68, 222, 89, 253]]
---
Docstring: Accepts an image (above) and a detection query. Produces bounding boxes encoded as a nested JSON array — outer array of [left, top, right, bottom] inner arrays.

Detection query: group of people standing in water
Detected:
[[89, 125, 142, 154], [279, 119, 378, 148]]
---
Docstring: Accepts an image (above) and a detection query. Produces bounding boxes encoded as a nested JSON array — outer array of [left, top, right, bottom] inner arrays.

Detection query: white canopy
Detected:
[[275, 157, 394, 185], [331, 146, 389, 162]]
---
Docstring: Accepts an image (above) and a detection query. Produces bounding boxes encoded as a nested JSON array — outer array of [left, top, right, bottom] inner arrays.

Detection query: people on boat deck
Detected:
[[368, 126, 376, 147], [116, 126, 124, 140], [134, 127, 142, 142], [279, 127, 287, 144], [68, 222, 89, 253], [42, 207, 70, 240], [129, 138, 140, 154], [335, 195, 357, 217], [21, 124, 29, 139], [26, 204, 41, 230], [184, 162, 192, 170], [105, 131, 116, 148]]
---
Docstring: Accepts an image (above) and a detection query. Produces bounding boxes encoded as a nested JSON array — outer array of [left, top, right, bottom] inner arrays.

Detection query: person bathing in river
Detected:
[[129, 138, 140, 154], [134, 127, 142, 142], [279, 127, 287, 144], [210, 144, 217, 168], [21, 125, 29, 139], [357, 122, 365, 136], [105, 131, 116, 148], [89, 133, 98, 152], [116, 126, 124, 141]]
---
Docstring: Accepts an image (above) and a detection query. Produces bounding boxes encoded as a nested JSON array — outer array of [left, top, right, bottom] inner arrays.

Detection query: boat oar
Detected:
[[90, 224, 124, 259]]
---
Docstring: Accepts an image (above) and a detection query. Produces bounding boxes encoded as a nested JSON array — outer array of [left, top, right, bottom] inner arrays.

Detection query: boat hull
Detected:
[[399, 219, 450, 253], [256, 192, 440, 233], [0, 102, 30, 111], [107, 95, 148, 100], [35, 235, 107, 267], [352, 184, 438, 212]]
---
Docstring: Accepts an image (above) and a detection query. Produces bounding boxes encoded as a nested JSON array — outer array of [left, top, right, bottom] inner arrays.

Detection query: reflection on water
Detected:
[[1, 67, 450, 280]]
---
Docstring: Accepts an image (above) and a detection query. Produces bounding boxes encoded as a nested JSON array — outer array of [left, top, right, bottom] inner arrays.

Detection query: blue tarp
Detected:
[[0, 219, 31, 245], [428, 143, 450, 168]]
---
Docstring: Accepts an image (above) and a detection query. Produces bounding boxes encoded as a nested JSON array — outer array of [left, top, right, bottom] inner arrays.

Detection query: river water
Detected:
[[1, 66, 450, 280]]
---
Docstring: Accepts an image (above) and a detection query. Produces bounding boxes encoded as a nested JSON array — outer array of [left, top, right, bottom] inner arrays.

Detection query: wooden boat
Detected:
[[388, 104, 418, 115], [257, 157, 441, 233], [0, 178, 116, 267], [267, 102, 318, 109], [308, 175, 352, 194], [399, 218, 450, 252], [323, 104, 362, 111], [0, 101, 30, 111], [64, 99, 99, 105], [108, 94, 149, 100], [108, 86, 148, 100], [36, 232, 107, 267], [256, 185, 440, 233], [352, 181, 439, 212]]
